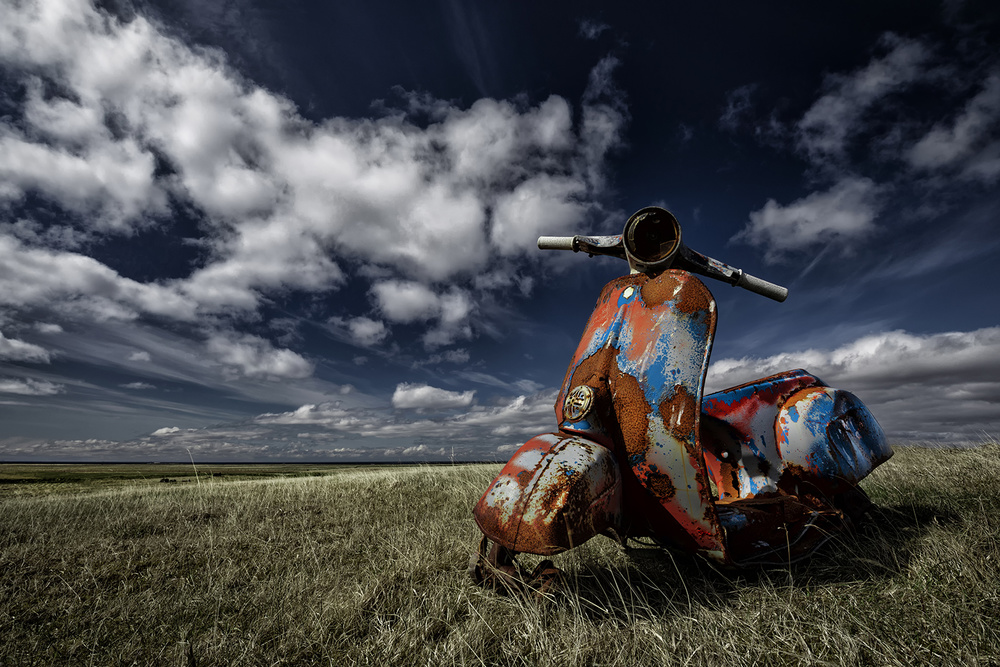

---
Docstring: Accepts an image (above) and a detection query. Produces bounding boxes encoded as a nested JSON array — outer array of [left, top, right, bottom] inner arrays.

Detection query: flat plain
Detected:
[[1, 445, 998, 666]]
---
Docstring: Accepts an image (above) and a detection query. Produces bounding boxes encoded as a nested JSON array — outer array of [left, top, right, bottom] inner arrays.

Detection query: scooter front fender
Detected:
[[473, 433, 622, 556]]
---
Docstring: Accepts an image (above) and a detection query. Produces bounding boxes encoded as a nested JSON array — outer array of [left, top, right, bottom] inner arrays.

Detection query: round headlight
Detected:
[[624, 207, 681, 267]]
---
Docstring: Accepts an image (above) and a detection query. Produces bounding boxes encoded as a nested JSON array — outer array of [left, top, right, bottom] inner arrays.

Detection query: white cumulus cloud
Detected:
[[206, 332, 313, 379], [491, 175, 589, 255], [0, 332, 51, 363], [369, 282, 476, 348], [328, 316, 389, 347], [392, 382, 476, 410], [0, 0, 627, 359], [372, 281, 442, 323]]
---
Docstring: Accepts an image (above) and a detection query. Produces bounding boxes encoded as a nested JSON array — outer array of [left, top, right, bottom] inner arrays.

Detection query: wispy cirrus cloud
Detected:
[[5, 320, 998, 459], [908, 71, 1000, 183], [120, 381, 155, 390], [719, 84, 757, 133], [795, 34, 931, 168], [255, 388, 556, 447], [729, 32, 999, 263], [733, 177, 882, 263], [0, 377, 64, 396], [578, 19, 610, 40]]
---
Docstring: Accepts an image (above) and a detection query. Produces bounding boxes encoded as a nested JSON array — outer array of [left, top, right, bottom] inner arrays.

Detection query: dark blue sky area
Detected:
[[1, 0, 998, 460]]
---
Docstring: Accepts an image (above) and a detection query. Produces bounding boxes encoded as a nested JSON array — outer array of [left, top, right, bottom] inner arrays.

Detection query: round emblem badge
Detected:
[[563, 385, 595, 422]]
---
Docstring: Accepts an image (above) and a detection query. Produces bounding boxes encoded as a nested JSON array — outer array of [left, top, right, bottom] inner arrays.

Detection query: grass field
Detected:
[[1, 445, 998, 666], [0, 462, 420, 498]]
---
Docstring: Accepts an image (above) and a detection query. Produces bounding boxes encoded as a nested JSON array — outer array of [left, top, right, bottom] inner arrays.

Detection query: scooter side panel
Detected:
[[472, 433, 622, 556], [776, 387, 893, 490], [557, 270, 725, 557], [701, 373, 892, 501], [701, 370, 826, 500], [704, 382, 892, 566]]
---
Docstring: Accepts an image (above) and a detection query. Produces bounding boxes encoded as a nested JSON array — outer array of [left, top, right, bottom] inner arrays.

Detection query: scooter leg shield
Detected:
[[473, 433, 622, 556], [776, 387, 893, 490]]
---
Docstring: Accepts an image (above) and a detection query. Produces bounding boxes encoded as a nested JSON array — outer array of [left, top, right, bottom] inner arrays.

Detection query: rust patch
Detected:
[[674, 273, 714, 316], [638, 271, 675, 308], [609, 369, 652, 458], [644, 470, 676, 500], [567, 349, 612, 395], [660, 383, 709, 479], [606, 274, 642, 295], [507, 439, 623, 555], [656, 381, 721, 538], [555, 279, 635, 413], [588, 274, 641, 313], [778, 461, 844, 507], [638, 271, 714, 316], [659, 383, 697, 441], [719, 494, 846, 566]]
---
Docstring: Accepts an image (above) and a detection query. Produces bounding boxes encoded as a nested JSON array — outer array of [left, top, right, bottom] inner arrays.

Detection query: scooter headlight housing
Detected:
[[623, 206, 682, 273]]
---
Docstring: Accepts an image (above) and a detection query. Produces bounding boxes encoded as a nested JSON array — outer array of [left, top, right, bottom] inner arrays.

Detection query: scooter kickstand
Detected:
[[469, 535, 564, 596]]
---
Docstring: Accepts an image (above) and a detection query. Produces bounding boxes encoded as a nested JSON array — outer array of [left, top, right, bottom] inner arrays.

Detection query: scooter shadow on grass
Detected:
[[553, 502, 961, 619]]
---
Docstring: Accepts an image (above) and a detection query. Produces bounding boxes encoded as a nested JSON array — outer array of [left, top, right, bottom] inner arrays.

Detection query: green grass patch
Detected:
[[1, 447, 998, 665]]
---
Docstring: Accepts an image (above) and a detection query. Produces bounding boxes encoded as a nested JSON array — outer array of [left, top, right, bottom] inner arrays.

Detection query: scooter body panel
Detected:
[[776, 386, 893, 489], [556, 270, 725, 558], [701, 371, 893, 500], [701, 370, 827, 500]]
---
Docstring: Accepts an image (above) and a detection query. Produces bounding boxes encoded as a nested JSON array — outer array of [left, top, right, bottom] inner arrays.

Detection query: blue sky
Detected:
[[1, 0, 998, 461]]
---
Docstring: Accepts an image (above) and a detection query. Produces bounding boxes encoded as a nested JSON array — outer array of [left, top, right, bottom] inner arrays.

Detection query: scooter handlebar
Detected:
[[537, 236, 576, 251], [537, 229, 788, 302], [677, 245, 789, 303], [735, 271, 788, 302]]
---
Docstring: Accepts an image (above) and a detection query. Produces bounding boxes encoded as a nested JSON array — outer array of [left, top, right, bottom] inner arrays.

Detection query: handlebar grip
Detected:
[[537, 236, 576, 251], [736, 271, 788, 302]]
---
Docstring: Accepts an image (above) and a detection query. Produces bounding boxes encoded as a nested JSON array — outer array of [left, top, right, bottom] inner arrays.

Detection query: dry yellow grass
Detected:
[[1, 446, 998, 665]]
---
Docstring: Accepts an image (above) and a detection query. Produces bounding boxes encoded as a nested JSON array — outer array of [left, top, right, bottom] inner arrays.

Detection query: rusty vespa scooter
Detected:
[[470, 206, 893, 591]]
